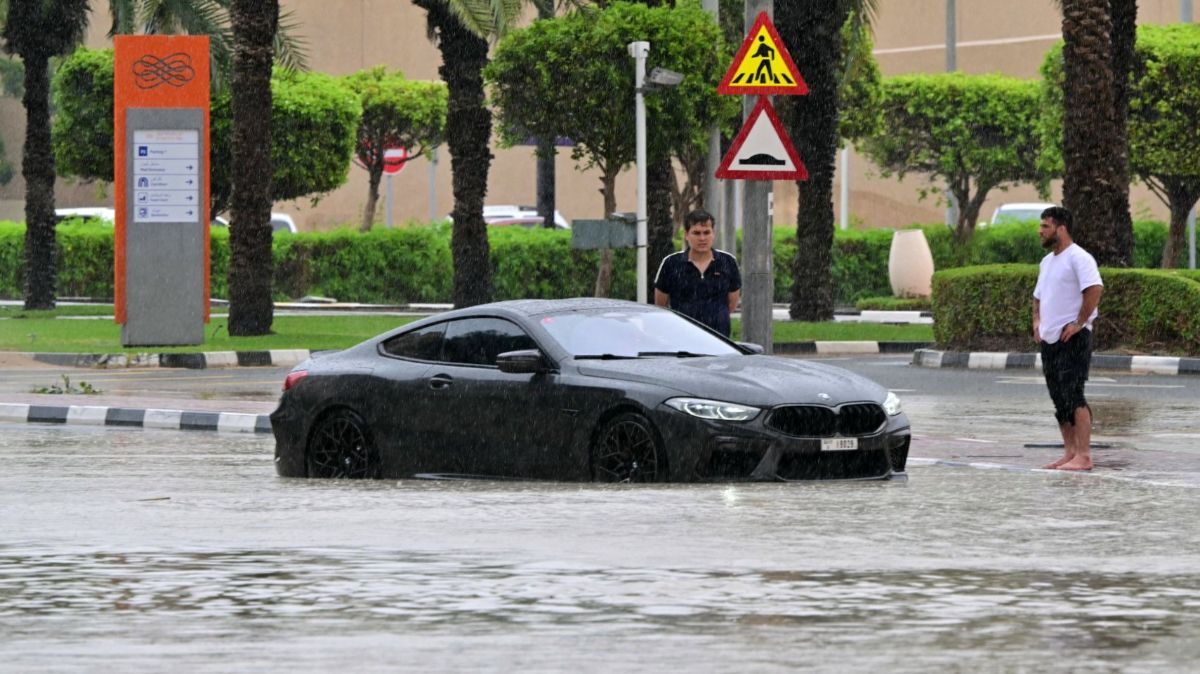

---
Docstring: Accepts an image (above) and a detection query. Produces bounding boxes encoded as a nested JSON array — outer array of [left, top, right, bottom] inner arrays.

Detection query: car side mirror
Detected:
[[736, 342, 764, 355], [496, 349, 547, 374]]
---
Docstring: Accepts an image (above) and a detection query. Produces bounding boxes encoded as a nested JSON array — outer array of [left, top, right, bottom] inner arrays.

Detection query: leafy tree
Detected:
[[1057, 0, 1134, 267], [2, 0, 90, 310], [51, 48, 360, 217], [486, 0, 735, 296], [1041, 24, 1200, 268], [227, 0, 278, 335], [344, 67, 447, 231], [858, 73, 1041, 244]]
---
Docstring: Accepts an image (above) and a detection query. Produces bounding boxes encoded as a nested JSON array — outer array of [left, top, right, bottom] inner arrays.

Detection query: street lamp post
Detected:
[[629, 41, 650, 303]]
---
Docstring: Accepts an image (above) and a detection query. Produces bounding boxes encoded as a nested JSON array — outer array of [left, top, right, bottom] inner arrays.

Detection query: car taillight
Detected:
[[282, 370, 309, 391]]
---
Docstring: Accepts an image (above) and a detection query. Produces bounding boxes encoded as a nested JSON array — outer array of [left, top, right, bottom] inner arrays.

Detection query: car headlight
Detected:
[[665, 397, 760, 422], [883, 391, 903, 416]]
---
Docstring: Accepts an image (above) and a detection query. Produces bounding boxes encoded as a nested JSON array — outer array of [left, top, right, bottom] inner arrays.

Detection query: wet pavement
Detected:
[[1, 354, 1199, 670], [1, 422, 1199, 672]]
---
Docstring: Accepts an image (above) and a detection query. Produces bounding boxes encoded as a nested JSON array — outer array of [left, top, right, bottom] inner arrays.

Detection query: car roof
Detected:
[[995, 202, 1055, 211]]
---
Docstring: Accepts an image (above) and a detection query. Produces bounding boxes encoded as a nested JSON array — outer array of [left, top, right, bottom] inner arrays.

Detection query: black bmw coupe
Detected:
[[272, 298, 911, 482]]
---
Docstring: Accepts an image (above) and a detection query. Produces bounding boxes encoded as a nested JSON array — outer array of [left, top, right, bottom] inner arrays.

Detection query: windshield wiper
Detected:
[[636, 351, 710, 358], [573, 353, 640, 360]]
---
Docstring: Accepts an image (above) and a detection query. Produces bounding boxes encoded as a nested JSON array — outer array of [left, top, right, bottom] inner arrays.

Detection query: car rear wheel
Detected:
[[306, 408, 379, 479], [592, 412, 663, 483]]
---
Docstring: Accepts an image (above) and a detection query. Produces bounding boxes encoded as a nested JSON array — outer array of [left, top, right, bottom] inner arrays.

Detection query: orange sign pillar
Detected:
[[114, 35, 211, 346]]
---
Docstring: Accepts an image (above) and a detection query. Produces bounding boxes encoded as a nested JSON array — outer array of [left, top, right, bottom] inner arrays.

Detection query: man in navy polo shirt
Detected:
[[653, 209, 741, 336]]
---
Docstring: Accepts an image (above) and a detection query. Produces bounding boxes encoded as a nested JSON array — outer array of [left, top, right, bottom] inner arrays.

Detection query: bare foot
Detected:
[[1056, 457, 1093, 471], [1043, 453, 1073, 469]]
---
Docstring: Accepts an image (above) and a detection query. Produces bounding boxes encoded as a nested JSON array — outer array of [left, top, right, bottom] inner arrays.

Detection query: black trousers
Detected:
[[1041, 328, 1093, 426]]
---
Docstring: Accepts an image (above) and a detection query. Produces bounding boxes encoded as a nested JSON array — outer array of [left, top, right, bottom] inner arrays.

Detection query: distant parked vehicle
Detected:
[[54, 207, 115, 224], [487, 216, 570, 230], [211, 213, 298, 234], [448, 204, 571, 229], [988, 202, 1055, 226]]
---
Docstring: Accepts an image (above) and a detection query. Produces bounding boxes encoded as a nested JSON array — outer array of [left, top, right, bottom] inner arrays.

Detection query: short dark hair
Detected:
[[1041, 206, 1073, 236], [684, 209, 714, 231]]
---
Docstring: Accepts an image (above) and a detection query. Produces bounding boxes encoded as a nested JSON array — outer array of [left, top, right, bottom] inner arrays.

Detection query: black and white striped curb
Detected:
[[776, 341, 933, 355], [25, 349, 312, 369], [913, 348, 1200, 376], [0, 403, 272, 434]]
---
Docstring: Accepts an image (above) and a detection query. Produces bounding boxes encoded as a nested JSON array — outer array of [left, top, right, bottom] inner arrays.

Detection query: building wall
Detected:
[[0, 0, 1193, 229]]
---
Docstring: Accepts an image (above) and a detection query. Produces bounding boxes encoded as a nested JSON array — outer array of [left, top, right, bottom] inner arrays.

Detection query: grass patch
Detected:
[[0, 314, 420, 353], [748, 320, 934, 343], [0, 312, 934, 353], [0, 304, 118, 318]]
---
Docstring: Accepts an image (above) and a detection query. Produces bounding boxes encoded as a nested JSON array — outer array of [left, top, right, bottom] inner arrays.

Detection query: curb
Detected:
[[24, 349, 312, 370], [776, 341, 933, 355], [0, 402, 272, 434], [912, 348, 1200, 376]]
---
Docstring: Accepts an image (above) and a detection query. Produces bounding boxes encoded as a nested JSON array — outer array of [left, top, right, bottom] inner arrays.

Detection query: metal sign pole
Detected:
[[386, 173, 394, 228], [629, 41, 650, 304], [742, 0, 774, 353]]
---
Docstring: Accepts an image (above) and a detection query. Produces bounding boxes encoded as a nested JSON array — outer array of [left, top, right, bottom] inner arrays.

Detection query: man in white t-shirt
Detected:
[[1032, 206, 1104, 471]]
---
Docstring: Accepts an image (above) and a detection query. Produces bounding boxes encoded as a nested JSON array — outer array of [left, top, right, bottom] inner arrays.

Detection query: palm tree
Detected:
[[411, 0, 500, 308], [1059, 0, 1135, 267], [2, 0, 91, 310], [107, 0, 307, 85], [412, 0, 583, 308], [775, 0, 874, 321], [226, 0, 277, 335]]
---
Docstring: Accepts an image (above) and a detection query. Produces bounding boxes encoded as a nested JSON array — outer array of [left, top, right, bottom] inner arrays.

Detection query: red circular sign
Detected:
[[383, 147, 409, 175]]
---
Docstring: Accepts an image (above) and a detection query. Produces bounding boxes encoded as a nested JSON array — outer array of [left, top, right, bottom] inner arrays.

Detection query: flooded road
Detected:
[[3, 423, 1199, 672]]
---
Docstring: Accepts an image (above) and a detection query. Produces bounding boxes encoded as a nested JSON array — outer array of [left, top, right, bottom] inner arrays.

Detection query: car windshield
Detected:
[[537, 309, 741, 358]]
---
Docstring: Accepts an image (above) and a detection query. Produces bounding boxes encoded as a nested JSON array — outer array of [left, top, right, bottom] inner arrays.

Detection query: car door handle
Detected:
[[428, 374, 453, 390]]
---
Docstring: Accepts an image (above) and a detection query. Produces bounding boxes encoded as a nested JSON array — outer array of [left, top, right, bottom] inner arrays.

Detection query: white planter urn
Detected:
[[887, 229, 935, 298]]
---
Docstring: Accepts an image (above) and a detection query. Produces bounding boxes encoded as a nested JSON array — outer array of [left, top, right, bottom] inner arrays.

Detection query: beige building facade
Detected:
[[0, 0, 1193, 229]]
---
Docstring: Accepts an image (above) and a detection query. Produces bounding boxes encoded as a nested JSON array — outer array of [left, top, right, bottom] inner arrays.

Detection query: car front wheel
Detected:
[[592, 412, 663, 483]]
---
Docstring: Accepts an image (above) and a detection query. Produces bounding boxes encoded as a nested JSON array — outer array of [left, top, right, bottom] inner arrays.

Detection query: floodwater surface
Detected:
[[1, 423, 1199, 673]]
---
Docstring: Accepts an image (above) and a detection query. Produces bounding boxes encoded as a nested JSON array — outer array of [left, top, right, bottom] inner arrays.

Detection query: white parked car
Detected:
[[450, 204, 570, 230], [988, 202, 1056, 226], [54, 207, 115, 224], [211, 213, 298, 234]]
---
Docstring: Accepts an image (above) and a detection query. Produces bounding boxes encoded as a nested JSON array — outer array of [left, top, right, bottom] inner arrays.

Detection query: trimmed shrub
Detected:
[[932, 264, 1200, 354], [855, 296, 931, 311]]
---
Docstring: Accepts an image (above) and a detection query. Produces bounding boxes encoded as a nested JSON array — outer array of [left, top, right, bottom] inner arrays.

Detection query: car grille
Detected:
[[765, 403, 886, 438]]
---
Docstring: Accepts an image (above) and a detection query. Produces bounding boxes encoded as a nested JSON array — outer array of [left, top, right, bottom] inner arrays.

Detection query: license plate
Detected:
[[821, 438, 858, 451]]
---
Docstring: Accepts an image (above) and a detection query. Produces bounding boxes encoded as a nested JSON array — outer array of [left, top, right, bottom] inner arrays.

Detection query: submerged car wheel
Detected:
[[593, 412, 663, 483], [306, 408, 379, 479]]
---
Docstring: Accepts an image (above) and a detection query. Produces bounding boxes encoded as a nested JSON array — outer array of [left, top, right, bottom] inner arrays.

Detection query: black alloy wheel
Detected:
[[306, 409, 379, 479], [593, 412, 663, 483]]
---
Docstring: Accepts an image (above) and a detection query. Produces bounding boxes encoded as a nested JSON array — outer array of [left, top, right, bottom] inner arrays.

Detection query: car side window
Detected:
[[441, 318, 537, 367], [381, 322, 446, 361]]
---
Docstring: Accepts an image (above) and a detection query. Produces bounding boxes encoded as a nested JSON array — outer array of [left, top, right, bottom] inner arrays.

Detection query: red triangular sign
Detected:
[[716, 97, 807, 181], [718, 12, 808, 96]]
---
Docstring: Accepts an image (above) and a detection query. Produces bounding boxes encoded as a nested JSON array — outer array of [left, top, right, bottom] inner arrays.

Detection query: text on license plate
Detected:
[[820, 438, 858, 451]]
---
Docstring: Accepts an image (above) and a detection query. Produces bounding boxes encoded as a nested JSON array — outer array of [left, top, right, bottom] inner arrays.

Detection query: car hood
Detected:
[[573, 355, 888, 407]]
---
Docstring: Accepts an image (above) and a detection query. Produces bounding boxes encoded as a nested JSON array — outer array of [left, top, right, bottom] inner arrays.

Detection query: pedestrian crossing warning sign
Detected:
[[716, 96, 807, 181], [718, 12, 807, 96]]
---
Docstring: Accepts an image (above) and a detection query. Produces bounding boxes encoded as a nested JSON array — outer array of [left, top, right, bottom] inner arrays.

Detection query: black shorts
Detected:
[[1040, 328, 1093, 425]]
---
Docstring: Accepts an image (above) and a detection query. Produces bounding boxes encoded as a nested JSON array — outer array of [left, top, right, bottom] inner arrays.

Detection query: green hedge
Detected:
[[0, 221, 638, 303], [932, 264, 1200, 354], [0, 219, 1185, 305]]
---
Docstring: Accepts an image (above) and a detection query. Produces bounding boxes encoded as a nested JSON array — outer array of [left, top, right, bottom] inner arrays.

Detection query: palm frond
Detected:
[[274, 6, 308, 72]]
